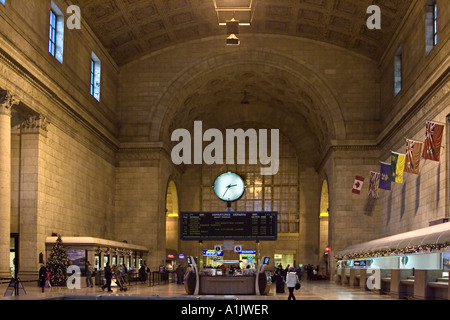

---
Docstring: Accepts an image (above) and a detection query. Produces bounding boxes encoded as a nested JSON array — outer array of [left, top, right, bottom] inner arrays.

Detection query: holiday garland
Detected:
[[97, 247, 133, 256], [334, 241, 450, 261]]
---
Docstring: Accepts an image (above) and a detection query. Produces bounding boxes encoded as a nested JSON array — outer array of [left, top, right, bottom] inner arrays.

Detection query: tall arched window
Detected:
[[319, 179, 329, 251], [166, 181, 179, 253], [201, 132, 299, 234]]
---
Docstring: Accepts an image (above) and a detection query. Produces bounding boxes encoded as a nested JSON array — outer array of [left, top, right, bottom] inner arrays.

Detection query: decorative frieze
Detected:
[[21, 114, 50, 135]]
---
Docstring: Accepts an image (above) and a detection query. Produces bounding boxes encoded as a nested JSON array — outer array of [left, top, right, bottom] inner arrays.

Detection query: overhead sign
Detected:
[[204, 250, 223, 257], [180, 211, 278, 241]]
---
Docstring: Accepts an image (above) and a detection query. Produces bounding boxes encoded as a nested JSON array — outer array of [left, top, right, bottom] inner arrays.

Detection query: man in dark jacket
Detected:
[[101, 263, 113, 292]]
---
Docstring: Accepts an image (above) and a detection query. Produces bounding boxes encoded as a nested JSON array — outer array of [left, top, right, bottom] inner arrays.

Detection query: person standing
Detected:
[[286, 267, 299, 301], [38, 264, 47, 293], [139, 264, 146, 283], [102, 263, 113, 292], [45, 270, 51, 288], [274, 265, 285, 294], [86, 261, 94, 288], [176, 264, 184, 284]]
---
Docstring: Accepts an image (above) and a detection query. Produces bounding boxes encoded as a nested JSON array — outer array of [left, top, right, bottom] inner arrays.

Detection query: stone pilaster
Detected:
[[0, 90, 19, 278], [18, 114, 50, 280]]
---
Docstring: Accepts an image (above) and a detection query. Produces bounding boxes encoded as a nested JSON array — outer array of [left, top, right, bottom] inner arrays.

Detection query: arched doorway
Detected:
[[319, 179, 329, 276], [165, 180, 179, 270]]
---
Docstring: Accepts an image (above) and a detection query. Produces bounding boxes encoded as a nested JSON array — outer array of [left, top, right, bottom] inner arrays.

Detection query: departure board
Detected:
[[180, 212, 278, 241]]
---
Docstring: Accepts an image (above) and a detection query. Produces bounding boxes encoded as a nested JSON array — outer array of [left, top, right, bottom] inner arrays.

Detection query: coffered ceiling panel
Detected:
[[74, 0, 412, 66]]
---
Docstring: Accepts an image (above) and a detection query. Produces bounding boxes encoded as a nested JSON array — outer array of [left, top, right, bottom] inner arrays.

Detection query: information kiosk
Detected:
[[184, 256, 271, 296]]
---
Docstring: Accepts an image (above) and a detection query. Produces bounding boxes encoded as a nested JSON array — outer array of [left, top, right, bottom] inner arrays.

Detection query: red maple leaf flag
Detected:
[[352, 176, 365, 195]]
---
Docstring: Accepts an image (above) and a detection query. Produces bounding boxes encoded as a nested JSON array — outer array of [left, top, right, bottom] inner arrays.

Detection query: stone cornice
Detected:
[[316, 140, 379, 172], [377, 65, 450, 152], [116, 142, 184, 173], [317, 68, 450, 173], [0, 45, 119, 165]]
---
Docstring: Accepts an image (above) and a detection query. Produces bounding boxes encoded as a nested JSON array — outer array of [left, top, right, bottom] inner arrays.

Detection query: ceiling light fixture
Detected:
[[226, 18, 240, 45], [241, 91, 250, 104], [213, 0, 257, 26]]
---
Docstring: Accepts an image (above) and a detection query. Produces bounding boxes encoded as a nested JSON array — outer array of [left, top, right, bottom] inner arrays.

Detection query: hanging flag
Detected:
[[422, 120, 445, 161], [379, 162, 391, 190], [352, 176, 365, 195], [405, 139, 423, 175], [368, 171, 380, 199], [391, 152, 406, 183]]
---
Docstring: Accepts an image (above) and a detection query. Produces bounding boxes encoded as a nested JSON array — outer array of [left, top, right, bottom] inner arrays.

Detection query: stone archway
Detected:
[[149, 49, 346, 147]]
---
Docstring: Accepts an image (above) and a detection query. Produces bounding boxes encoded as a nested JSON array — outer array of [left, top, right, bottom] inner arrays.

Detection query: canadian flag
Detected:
[[352, 176, 365, 195]]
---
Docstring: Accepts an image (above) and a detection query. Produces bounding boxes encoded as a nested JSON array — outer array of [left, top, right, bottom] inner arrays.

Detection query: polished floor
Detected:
[[0, 278, 397, 301]]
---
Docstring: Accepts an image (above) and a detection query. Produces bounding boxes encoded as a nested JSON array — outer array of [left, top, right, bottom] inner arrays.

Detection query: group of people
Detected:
[[304, 264, 322, 280], [38, 264, 51, 292], [273, 264, 302, 300]]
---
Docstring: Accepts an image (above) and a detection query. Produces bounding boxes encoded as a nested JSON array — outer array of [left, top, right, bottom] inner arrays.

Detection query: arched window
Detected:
[[319, 179, 329, 252], [166, 181, 179, 253]]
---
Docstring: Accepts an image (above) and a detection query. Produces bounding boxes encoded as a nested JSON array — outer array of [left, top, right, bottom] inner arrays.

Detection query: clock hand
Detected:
[[223, 186, 230, 198]]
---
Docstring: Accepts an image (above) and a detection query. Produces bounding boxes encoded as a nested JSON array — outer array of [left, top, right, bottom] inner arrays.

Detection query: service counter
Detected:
[[184, 272, 271, 296], [200, 275, 256, 295]]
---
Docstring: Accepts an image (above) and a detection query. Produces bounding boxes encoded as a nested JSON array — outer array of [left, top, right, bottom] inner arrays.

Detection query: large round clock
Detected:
[[213, 172, 245, 202]]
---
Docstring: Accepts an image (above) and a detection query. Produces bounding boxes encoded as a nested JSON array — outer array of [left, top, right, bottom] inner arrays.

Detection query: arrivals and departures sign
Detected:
[[180, 212, 278, 241]]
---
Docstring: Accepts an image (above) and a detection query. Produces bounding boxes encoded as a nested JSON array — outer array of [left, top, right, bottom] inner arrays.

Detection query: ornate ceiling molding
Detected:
[[74, 0, 412, 66]]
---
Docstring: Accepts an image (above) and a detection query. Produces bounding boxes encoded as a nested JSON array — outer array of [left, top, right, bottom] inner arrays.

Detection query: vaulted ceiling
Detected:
[[75, 0, 412, 66]]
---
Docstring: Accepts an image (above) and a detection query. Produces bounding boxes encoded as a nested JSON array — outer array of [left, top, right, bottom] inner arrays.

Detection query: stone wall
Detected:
[[0, 0, 120, 276], [377, 0, 450, 236], [117, 34, 381, 267]]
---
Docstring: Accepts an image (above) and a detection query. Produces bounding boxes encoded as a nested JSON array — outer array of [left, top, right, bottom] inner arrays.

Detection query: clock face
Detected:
[[213, 172, 245, 202]]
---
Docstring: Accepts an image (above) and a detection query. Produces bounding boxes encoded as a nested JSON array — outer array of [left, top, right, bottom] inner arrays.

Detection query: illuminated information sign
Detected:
[[180, 211, 278, 241]]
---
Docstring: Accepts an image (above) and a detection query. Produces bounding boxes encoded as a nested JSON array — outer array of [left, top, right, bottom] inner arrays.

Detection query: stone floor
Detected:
[[0, 279, 397, 301]]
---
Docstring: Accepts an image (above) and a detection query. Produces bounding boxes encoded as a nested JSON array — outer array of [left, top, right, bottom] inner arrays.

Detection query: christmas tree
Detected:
[[46, 236, 69, 286]]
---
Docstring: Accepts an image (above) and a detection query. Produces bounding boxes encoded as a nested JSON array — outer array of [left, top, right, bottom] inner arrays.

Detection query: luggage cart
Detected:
[[112, 266, 128, 292]]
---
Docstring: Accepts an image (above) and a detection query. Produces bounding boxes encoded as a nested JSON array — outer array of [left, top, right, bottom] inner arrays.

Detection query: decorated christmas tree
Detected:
[[46, 235, 69, 286]]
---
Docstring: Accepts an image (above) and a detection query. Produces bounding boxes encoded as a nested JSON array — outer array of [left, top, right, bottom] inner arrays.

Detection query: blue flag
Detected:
[[379, 162, 391, 191]]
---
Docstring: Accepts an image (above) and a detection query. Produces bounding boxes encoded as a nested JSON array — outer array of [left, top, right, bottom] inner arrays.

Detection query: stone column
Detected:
[[0, 90, 19, 278]]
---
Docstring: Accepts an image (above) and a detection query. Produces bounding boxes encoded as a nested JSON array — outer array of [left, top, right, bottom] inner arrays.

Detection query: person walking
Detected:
[[286, 267, 299, 300], [86, 261, 94, 288], [101, 263, 113, 292]]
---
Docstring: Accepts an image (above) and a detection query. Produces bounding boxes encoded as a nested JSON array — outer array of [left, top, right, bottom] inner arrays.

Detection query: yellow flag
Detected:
[[391, 152, 406, 183]]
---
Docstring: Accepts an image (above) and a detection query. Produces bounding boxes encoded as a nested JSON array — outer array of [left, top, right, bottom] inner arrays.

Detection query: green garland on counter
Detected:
[[335, 241, 450, 261]]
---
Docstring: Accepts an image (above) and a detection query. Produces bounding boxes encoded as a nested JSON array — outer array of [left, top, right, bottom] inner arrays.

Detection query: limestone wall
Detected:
[[0, 0, 120, 274], [377, 0, 450, 236]]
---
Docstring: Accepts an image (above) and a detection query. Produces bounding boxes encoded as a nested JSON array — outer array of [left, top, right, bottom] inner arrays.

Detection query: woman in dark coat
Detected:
[[274, 265, 285, 293], [38, 264, 47, 292]]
